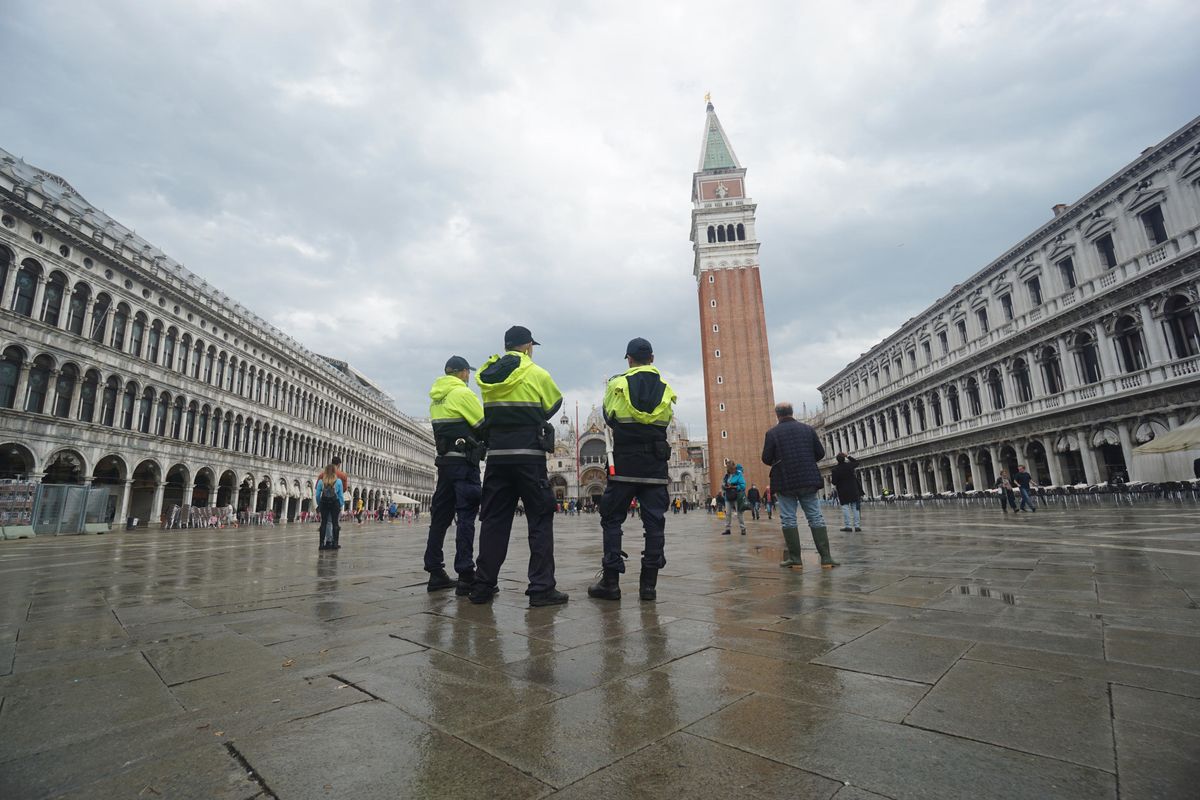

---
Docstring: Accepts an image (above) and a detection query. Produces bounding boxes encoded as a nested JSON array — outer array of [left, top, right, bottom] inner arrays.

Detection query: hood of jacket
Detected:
[[477, 351, 534, 397], [429, 374, 467, 403], [736, 464, 744, 475]]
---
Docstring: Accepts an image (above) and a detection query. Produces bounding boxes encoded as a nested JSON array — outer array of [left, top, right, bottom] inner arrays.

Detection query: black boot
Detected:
[[455, 569, 475, 596], [639, 567, 658, 602], [426, 569, 456, 592], [588, 568, 621, 600]]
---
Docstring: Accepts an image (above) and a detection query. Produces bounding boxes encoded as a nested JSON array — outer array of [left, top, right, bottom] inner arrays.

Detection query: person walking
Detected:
[[747, 484, 761, 520], [764, 487, 774, 520], [469, 326, 568, 607], [1014, 465, 1037, 512], [424, 355, 486, 594], [314, 456, 349, 549], [721, 462, 747, 536], [588, 338, 677, 602], [315, 463, 344, 550], [996, 470, 1017, 513], [831, 453, 863, 532], [762, 402, 838, 568]]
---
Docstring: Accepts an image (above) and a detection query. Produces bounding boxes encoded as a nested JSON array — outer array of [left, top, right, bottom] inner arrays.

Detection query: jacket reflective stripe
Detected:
[[485, 448, 547, 457], [484, 400, 544, 408], [607, 416, 671, 426], [608, 475, 669, 485], [438, 451, 468, 458]]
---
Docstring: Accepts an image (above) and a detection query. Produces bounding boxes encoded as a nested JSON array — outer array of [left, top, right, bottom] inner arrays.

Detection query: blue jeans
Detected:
[[778, 491, 825, 530], [1017, 484, 1036, 510], [841, 500, 861, 528]]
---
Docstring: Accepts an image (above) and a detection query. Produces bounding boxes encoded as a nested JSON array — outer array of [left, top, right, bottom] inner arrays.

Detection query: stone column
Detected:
[[117, 479, 133, 525], [916, 461, 929, 495], [932, 457, 945, 493], [949, 454, 964, 492], [1043, 438, 1064, 486], [150, 482, 166, 527], [989, 445, 1003, 482], [1138, 302, 1167, 365], [31, 276, 47, 322], [13, 364, 31, 411], [968, 450, 983, 490], [1117, 421, 1135, 477], [1078, 430, 1100, 485], [1094, 322, 1120, 378]]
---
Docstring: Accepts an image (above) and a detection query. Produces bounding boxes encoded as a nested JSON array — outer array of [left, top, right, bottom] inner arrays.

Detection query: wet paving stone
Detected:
[[0, 504, 1196, 797]]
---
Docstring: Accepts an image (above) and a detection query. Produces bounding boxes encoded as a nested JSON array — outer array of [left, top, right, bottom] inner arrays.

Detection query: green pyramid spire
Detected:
[[699, 103, 741, 171]]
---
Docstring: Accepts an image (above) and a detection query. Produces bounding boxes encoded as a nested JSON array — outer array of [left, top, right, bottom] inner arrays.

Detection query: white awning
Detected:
[[394, 494, 420, 505], [1133, 421, 1200, 454]]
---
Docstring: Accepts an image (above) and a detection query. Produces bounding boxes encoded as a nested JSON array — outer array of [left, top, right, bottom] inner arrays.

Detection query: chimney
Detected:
[[1052, 203, 1069, 217]]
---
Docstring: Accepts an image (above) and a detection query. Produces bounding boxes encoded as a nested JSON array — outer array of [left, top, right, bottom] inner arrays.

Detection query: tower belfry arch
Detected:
[[690, 100, 777, 494]]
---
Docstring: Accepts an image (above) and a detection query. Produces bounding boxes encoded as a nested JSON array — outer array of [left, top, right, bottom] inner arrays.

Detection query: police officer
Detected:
[[424, 355, 485, 594], [588, 337, 677, 602], [470, 326, 569, 607]]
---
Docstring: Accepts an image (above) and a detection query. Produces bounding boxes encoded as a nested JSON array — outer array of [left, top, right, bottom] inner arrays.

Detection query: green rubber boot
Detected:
[[811, 526, 840, 568], [780, 526, 803, 568]]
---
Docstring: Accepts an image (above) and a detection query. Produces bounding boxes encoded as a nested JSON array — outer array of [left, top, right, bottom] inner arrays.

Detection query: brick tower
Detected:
[[691, 100, 777, 496]]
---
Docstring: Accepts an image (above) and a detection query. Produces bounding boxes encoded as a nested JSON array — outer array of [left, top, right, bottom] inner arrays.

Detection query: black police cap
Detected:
[[504, 325, 540, 348], [625, 337, 653, 360], [444, 355, 475, 373]]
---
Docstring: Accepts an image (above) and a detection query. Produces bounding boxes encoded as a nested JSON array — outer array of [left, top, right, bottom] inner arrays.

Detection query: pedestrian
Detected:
[[424, 355, 486, 594], [764, 487, 774, 520], [831, 453, 863, 532], [588, 337, 677, 602], [720, 462, 748, 535], [469, 326, 568, 607], [747, 484, 761, 520], [1014, 464, 1037, 512], [314, 456, 349, 548], [762, 402, 838, 568], [996, 470, 1017, 513], [709, 496, 716, 515], [315, 463, 344, 550]]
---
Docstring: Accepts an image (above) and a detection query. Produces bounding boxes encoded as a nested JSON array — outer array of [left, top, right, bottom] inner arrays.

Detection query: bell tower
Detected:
[[691, 100, 777, 496]]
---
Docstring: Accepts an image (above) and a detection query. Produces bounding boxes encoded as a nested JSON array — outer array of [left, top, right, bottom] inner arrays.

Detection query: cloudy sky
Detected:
[[4, 1, 1198, 436]]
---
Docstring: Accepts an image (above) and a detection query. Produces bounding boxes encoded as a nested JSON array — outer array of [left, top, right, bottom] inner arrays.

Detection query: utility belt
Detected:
[[437, 435, 486, 464]]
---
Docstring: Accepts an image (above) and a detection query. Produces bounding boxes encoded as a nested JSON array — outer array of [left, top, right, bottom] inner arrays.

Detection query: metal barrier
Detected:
[[31, 484, 112, 535]]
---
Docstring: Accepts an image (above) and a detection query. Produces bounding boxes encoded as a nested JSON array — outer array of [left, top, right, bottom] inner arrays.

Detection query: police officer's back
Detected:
[[588, 337, 677, 602], [470, 326, 568, 607], [423, 355, 485, 594]]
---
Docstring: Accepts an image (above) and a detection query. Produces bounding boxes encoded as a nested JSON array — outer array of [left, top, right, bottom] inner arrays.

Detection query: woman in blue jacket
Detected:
[[316, 463, 344, 550], [721, 462, 747, 536]]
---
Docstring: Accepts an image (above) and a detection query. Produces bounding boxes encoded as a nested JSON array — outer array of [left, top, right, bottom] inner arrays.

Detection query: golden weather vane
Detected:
[[704, 91, 711, 104]]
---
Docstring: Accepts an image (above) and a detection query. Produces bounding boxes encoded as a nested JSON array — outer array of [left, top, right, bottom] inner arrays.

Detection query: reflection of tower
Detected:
[[691, 100, 776, 494]]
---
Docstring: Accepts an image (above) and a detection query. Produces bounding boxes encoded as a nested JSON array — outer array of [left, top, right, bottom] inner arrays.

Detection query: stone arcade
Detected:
[[0, 148, 435, 527], [818, 115, 1200, 495]]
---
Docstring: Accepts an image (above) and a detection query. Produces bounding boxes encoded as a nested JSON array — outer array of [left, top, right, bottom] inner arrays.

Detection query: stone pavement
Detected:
[[1, 500, 1198, 799]]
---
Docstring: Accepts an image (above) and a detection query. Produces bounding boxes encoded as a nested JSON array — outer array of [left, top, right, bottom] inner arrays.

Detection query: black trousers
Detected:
[[423, 461, 481, 574], [474, 461, 557, 594], [598, 480, 668, 573], [318, 500, 341, 546]]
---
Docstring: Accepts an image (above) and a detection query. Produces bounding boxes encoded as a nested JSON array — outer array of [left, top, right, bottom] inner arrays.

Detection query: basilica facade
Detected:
[[818, 115, 1200, 495], [0, 148, 435, 528], [544, 406, 708, 507]]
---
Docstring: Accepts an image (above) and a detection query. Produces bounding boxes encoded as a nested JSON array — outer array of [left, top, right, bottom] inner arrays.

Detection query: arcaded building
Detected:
[[0, 147, 435, 526], [691, 101, 777, 493], [818, 115, 1200, 495]]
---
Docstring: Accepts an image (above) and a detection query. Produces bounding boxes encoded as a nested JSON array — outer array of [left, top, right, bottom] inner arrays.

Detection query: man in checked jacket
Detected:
[[762, 402, 839, 569]]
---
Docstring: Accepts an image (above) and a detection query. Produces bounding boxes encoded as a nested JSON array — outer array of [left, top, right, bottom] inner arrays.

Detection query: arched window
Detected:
[[1114, 316, 1146, 373], [198, 404, 210, 444], [0, 247, 9, 300], [191, 341, 203, 379], [129, 313, 146, 358], [178, 334, 191, 373], [965, 378, 982, 416], [101, 376, 120, 426], [736, 223, 745, 240], [24, 355, 52, 413], [216, 353, 227, 387], [66, 284, 90, 335], [163, 328, 177, 370], [156, 392, 171, 436], [1164, 295, 1200, 358], [111, 304, 129, 351], [90, 293, 112, 342], [1012, 358, 1032, 403], [53, 364, 78, 418], [706, 226, 716, 243], [0, 347, 24, 408], [147, 321, 162, 362], [726, 224, 735, 241], [12, 260, 41, 316], [914, 398, 926, 430], [986, 368, 1005, 409], [1074, 332, 1102, 384], [138, 388, 154, 433], [203, 347, 215, 383], [119, 381, 136, 429], [171, 396, 185, 439], [78, 370, 99, 422], [41, 272, 67, 326], [1040, 347, 1063, 394], [717, 225, 726, 242], [185, 401, 197, 442], [930, 392, 943, 426], [237, 364, 246, 395]]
